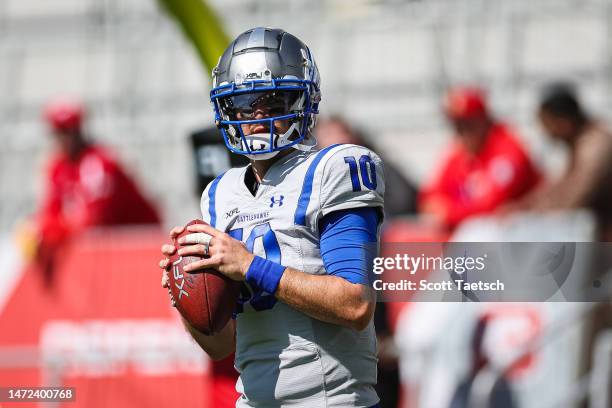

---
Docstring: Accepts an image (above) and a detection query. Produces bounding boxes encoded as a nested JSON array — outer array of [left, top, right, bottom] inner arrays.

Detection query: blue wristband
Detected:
[[245, 256, 286, 294]]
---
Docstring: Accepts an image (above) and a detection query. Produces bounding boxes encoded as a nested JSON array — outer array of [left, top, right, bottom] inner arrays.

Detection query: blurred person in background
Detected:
[[24, 97, 161, 285], [512, 83, 612, 241], [316, 116, 418, 218], [510, 84, 612, 388], [419, 86, 541, 230]]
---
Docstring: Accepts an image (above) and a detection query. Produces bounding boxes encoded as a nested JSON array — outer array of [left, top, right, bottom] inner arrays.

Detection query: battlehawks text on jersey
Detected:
[[200, 144, 385, 408]]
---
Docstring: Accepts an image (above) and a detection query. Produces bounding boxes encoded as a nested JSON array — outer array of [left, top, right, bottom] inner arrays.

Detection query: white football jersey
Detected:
[[200, 144, 385, 407]]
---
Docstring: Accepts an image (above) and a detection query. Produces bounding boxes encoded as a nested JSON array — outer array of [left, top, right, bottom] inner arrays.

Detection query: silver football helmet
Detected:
[[210, 27, 321, 160]]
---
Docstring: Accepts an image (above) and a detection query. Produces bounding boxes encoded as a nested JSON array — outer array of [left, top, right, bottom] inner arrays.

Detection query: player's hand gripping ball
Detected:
[[166, 219, 241, 335]]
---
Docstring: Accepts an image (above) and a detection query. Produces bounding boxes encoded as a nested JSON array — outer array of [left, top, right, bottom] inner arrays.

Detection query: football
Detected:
[[168, 219, 241, 335]]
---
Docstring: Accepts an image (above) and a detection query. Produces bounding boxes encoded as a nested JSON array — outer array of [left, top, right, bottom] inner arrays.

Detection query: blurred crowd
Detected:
[[14, 81, 612, 408]]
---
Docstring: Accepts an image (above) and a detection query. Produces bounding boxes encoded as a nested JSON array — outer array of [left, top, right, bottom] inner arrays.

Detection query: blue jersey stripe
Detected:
[[208, 172, 226, 228], [294, 144, 340, 226]]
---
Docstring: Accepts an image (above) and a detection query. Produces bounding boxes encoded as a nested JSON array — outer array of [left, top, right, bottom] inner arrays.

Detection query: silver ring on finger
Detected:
[[203, 240, 211, 257]]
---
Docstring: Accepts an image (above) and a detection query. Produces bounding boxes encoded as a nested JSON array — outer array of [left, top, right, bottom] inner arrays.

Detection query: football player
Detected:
[[159, 27, 384, 407]]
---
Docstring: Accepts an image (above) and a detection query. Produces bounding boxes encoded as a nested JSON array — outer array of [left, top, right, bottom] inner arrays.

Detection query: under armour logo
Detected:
[[270, 195, 284, 208]]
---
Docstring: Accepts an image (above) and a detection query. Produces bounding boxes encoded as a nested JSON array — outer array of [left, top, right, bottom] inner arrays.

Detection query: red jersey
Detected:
[[38, 144, 160, 246], [419, 123, 541, 229]]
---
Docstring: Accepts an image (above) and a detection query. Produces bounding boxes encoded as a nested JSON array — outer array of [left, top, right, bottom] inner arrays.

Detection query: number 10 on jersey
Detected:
[[344, 155, 377, 192]]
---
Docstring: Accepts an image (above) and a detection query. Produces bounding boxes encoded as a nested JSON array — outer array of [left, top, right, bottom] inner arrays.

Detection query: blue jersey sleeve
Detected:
[[318, 207, 380, 285]]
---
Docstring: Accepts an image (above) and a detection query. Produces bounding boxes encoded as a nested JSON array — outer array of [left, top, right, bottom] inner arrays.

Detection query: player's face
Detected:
[[238, 111, 291, 137], [223, 90, 300, 136]]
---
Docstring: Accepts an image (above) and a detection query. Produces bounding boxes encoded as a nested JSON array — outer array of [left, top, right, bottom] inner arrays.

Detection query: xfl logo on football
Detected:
[[172, 257, 189, 300]]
